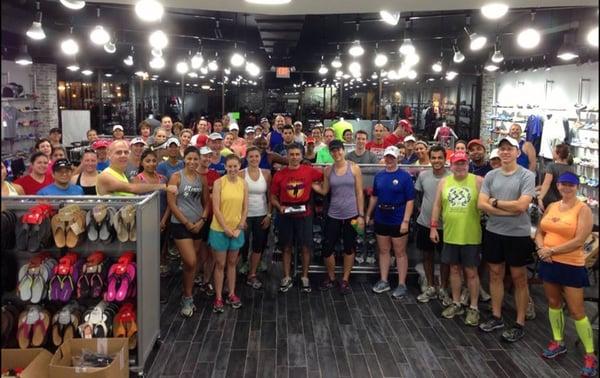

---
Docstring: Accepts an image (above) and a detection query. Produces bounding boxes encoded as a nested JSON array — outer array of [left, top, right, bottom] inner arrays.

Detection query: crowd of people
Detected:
[[0, 114, 596, 377]]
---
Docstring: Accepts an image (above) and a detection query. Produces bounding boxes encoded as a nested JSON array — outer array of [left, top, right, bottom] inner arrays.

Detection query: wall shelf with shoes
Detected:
[[0, 193, 160, 376]]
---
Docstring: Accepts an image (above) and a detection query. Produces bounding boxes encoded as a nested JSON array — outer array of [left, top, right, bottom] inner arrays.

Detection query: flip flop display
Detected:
[[48, 252, 83, 303]]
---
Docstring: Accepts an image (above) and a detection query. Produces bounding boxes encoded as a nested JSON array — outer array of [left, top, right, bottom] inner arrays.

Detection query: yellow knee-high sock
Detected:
[[548, 307, 565, 342], [574, 317, 595, 354]]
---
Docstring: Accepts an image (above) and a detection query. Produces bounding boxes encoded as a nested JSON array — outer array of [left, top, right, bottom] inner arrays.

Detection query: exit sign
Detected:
[[276, 67, 290, 78]]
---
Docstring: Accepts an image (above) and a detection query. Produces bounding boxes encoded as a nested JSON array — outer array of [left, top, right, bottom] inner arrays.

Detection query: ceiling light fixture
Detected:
[[331, 55, 342, 68], [348, 40, 365, 57], [484, 62, 499, 71], [481, 3, 509, 19], [200, 66, 209, 74], [399, 39, 415, 55], [244, 0, 292, 4], [191, 52, 203, 69], [61, 28, 79, 55], [335, 70, 343, 78], [517, 12, 540, 49], [404, 53, 420, 67], [15, 45, 33, 65], [407, 70, 417, 80], [149, 56, 165, 69], [135, 0, 163, 22], [318, 64, 328, 75], [432, 60, 442, 72], [123, 46, 134, 66], [66, 62, 80, 71], [90, 25, 110, 45], [587, 26, 599, 47], [81, 69, 93, 76], [380, 10, 400, 26], [230, 52, 245, 67], [26, 2, 46, 40], [557, 33, 579, 61], [246, 61, 260, 77], [453, 42, 465, 63], [60, 0, 85, 10], [151, 48, 162, 58], [176, 61, 189, 74], [465, 27, 487, 50], [374, 46, 388, 68], [103, 40, 116, 54], [188, 72, 198, 78], [149, 30, 168, 49], [208, 60, 218, 71]]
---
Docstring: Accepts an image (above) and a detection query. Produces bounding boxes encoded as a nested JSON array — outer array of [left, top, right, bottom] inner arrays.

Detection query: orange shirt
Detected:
[[540, 200, 586, 266]]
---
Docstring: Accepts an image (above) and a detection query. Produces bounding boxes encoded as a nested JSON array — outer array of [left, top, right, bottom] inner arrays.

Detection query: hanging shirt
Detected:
[[539, 116, 566, 160]]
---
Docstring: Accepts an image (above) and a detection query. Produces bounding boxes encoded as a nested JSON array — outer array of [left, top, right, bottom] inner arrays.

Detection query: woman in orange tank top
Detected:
[[534, 172, 596, 377]]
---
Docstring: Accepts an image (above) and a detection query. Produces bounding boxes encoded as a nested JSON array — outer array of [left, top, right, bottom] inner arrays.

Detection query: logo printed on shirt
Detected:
[[448, 187, 471, 207], [392, 179, 399, 185], [285, 180, 305, 199], [182, 184, 201, 199]]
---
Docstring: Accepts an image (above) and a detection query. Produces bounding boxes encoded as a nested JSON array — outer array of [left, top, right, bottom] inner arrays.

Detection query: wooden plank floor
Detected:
[[144, 263, 599, 378]]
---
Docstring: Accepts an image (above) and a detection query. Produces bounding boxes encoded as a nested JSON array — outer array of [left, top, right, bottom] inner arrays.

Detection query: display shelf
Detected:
[[1, 97, 36, 102], [0, 193, 160, 375]]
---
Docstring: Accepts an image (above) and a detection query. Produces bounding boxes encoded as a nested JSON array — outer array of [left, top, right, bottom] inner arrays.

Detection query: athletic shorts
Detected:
[[199, 220, 210, 242], [416, 223, 443, 252], [322, 216, 358, 257], [243, 215, 269, 254], [538, 261, 590, 288], [374, 222, 408, 238], [170, 223, 203, 240], [208, 229, 245, 252], [482, 230, 534, 267], [441, 243, 481, 267], [278, 214, 313, 249]]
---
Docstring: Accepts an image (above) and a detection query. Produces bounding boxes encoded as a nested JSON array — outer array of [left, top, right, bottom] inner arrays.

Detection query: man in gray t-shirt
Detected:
[[477, 136, 536, 343], [345, 130, 380, 164]]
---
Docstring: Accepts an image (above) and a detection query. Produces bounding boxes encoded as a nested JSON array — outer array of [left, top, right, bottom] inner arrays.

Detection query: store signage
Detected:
[[276, 67, 291, 78]]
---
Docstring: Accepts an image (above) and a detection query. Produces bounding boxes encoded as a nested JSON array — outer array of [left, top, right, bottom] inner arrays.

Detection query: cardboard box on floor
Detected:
[[49, 338, 129, 378], [1, 348, 52, 378]]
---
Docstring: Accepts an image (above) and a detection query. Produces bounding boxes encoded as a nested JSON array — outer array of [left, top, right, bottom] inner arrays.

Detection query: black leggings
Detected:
[[322, 216, 358, 258], [240, 215, 269, 260]]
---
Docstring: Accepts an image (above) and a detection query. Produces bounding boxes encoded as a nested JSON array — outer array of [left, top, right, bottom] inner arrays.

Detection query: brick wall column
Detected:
[[32, 63, 58, 136], [479, 71, 497, 144]]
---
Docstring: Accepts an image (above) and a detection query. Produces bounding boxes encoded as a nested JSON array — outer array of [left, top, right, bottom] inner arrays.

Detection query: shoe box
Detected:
[[1, 347, 53, 378], [48, 338, 129, 378]]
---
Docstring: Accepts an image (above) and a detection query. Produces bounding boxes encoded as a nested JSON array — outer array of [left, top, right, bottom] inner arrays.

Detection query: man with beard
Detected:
[[467, 139, 492, 177]]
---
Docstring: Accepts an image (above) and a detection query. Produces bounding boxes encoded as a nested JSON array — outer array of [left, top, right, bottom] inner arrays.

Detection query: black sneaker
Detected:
[[319, 278, 337, 291], [479, 317, 505, 333], [502, 325, 525, 343], [301, 277, 312, 293], [202, 283, 215, 297], [339, 280, 352, 295]]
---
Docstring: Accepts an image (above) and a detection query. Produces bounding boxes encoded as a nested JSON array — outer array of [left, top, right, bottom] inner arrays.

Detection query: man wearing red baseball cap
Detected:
[[92, 139, 111, 171], [467, 139, 492, 177], [384, 119, 413, 147], [430, 151, 484, 326]]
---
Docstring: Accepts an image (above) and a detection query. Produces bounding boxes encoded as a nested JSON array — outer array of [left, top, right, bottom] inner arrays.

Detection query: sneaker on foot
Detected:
[[180, 296, 196, 317], [542, 341, 567, 359], [202, 283, 215, 296], [160, 264, 170, 277], [355, 253, 365, 264], [238, 260, 249, 274], [442, 303, 464, 319], [319, 278, 337, 291], [339, 280, 352, 295], [417, 286, 437, 303], [459, 287, 470, 306], [226, 294, 242, 309], [365, 252, 376, 265], [391, 284, 408, 299], [372, 280, 391, 293], [212, 298, 224, 313], [479, 317, 505, 333], [526, 298, 536, 320], [501, 325, 525, 343], [479, 287, 491, 302], [194, 275, 203, 286], [280, 276, 293, 292], [301, 277, 312, 293], [581, 354, 598, 377], [246, 275, 263, 290], [464, 307, 480, 326], [438, 288, 452, 307]]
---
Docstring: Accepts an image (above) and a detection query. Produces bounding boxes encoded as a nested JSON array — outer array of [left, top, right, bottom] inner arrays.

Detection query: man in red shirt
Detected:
[[271, 143, 323, 293], [366, 123, 389, 160], [384, 119, 413, 147]]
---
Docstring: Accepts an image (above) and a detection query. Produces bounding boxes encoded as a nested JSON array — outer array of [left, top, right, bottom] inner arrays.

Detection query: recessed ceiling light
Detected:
[[60, 0, 85, 10], [104, 73, 112, 77], [380, 10, 400, 26], [67, 63, 80, 72], [484, 63, 499, 72], [481, 3, 509, 19], [82, 69, 93, 75], [135, 0, 163, 22]]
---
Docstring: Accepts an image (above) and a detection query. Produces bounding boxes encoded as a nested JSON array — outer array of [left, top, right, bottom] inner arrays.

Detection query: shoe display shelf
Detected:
[[571, 109, 599, 225], [1, 192, 161, 376]]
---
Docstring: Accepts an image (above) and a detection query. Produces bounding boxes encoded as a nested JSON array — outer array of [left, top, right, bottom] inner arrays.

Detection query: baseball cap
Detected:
[[557, 171, 579, 185], [166, 137, 180, 147], [49, 127, 61, 134], [398, 119, 413, 133], [199, 146, 213, 155], [383, 146, 399, 158], [451, 151, 469, 164], [195, 134, 208, 147], [112, 125, 124, 132], [467, 139, 486, 150], [293, 121, 303, 126], [415, 140, 428, 148], [229, 123, 239, 131], [130, 137, 147, 146], [328, 139, 344, 151], [306, 137, 315, 144], [490, 149, 500, 160], [498, 136, 519, 148], [53, 158, 72, 172], [208, 132, 223, 140], [92, 139, 110, 149], [245, 127, 255, 135], [260, 117, 269, 123], [404, 135, 416, 143]]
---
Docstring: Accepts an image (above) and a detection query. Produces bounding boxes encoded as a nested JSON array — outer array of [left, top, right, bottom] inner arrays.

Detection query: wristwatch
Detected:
[[492, 198, 498, 208]]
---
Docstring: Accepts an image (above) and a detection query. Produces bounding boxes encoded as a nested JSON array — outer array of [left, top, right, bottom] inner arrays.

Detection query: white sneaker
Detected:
[[479, 287, 491, 302], [417, 286, 437, 303], [438, 288, 452, 307]]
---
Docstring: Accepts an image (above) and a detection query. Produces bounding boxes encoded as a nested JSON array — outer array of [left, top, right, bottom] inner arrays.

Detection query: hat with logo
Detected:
[[199, 146, 213, 155], [229, 123, 239, 131], [403, 135, 416, 143], [92, 139, 110, 149], [52, 158, 72, 172], [383, 146, 399, 158], [497, 136, 519, 148], [245, 127, 255, 135], [208, 132, 223, 140], [451, 151, 469, 164], [130, 137, 147, 146], [166, 137, 180, 147]]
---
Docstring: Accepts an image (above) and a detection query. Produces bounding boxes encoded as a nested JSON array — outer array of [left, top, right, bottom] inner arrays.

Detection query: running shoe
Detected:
[[301, 277, 312, 293], [459, 287, 470, 306], [417, 286, 437, 303], [194, 275, 203, 286], [201, 283, 215, 297], [542, 341, 567, 359], [501, 325, 525, 343], [180, 296, 196, 318], [212, 298, 224, 313], [372, 280, 391, 293], [479, 317, 505, 333], [581, 354, 598, 377], [160, 264, 170, 278], [339, 280, 352, 295], [365, 251, 376, 265], [280, 277, 293, 292], [438, 288, 452, 307], [479, 287, 491, 302], [246, 275, 263, 290], [354, 252, 365, 264], [238, 260, 249, 275], [464, 307, 480, 326], [319, 278, 337, 291], [417, 274, 428, 294], [526, 298, 536, 320], [226, 294, 242, 309], [442, 303, 464, 319], [391, 284, 408, 299]]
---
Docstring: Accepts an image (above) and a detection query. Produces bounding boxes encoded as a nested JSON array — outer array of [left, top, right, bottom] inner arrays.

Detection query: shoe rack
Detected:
[[571, 109, 599, 225], [1, 192, 160, 376]]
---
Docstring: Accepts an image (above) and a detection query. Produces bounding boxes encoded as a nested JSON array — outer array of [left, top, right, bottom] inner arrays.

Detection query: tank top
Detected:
[[4, 181, 19, 196], [269, 130, 283, 150], [170, 170, 203, 224], [102, 167, 134, 196], [540, 200, 585, 266], [328, 162, 358, 220], [76, 173, 97, 195], [516, 140, 530, 169], [442, 173, 481, 245], [244, 168, 268, 217], [136, 172, 167, 217], [210, 176, 244, 232]]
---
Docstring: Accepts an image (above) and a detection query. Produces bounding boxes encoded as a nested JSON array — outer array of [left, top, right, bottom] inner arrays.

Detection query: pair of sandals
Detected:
[[16, 305, 50, 349], [105, 252, 136, 302], [17, 253, 57, 303], [112, 205, 137, 243], [87, 204, 117, 243], [77, 251, 108, 300], [1, 210, 17, 250], [51, 205, 87, 249], [113, 303, 138, 350], [15, 204, 54, 252], [48, 252, 83, 303], [78, 301, 119, 339], [51, 303, 82, 347], [1, 303, 21, 348]]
